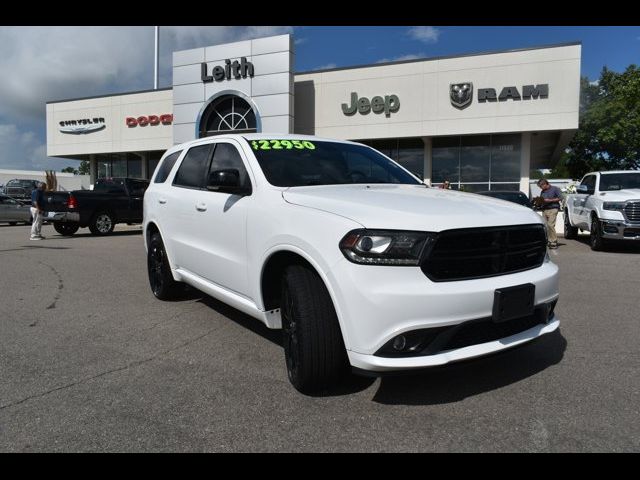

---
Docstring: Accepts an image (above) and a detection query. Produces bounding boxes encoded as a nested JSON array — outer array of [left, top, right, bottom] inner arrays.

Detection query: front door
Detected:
[[189, 140, 253, 298]]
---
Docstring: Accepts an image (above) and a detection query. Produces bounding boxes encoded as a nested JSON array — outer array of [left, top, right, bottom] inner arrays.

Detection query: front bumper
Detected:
[[44, 211, 80, 223], [326, 258, 560, 372], [599, 219, 640, 240]]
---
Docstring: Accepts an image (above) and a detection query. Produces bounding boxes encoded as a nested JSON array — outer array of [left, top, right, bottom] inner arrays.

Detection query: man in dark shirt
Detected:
[[30, 182, 46, 240], [537, 178, 563, 249]]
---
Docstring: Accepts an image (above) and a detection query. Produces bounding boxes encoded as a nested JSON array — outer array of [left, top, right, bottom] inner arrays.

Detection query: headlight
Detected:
[[603, 202, 626, 211], [339, 229, 434, 266]]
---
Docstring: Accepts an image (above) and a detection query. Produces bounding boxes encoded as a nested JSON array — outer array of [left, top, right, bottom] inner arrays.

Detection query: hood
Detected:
[[282, 184, 543, 231], [597, 189, 640, 201]]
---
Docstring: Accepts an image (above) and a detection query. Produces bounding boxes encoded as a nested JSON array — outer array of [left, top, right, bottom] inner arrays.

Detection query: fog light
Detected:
[[392, 335, 407, 351]]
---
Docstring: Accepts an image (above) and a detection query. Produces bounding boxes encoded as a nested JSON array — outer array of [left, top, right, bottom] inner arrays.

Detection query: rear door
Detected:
[[125, 179, 148, 222], [165, 143, 215, 275]]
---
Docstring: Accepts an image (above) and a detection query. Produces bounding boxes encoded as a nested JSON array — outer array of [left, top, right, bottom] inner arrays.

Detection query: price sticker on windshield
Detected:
[[251, 140, 316, 151]]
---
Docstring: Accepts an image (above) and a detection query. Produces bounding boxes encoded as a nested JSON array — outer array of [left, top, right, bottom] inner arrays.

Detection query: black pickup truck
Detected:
[[44, 177, 149, 236]]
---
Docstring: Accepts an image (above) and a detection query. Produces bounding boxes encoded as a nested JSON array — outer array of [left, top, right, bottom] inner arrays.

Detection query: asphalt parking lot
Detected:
[[1, 223, 639, 452]]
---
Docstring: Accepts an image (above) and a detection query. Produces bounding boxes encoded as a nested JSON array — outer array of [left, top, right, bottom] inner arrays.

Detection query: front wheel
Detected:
[[590, 216, 606, 251], [89, 211, 115, 235], [564, 210, 578, 240], [281, 264, 349, 394], [54, 222, 79, 236]]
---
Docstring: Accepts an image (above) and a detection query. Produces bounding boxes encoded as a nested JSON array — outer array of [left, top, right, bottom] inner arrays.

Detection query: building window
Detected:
[[199, 95, 257, 137], [432, 134, 521, 191], [358, 137, 425, 178]]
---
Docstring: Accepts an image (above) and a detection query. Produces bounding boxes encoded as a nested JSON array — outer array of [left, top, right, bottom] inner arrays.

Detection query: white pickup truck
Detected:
[[564, 170, 640, 250]]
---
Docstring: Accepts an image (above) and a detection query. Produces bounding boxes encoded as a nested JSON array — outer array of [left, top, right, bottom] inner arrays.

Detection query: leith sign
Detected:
[[201, 57, 255, 82]]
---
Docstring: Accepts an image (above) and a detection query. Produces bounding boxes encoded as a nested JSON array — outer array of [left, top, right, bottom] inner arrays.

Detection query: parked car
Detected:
[[43, 177, 149, 236], [0, 194, 32, 225], [3, 179, 39, 201], [476, 190, 533, 208], [144, 134, 560, 394], [564, 170, 640, 250]]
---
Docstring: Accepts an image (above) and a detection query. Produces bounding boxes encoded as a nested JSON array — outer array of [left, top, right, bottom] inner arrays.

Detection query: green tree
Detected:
[[61, 166, 78, 174], [565, 65, 640, 178], [78, 160, 90, 176]]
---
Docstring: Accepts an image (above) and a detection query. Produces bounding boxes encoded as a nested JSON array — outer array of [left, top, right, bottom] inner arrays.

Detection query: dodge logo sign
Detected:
[[450, 82, 473, 109]]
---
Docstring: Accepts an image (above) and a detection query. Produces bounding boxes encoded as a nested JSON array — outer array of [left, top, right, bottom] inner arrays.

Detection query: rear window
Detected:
[[154, 151, 182, 183], [95, 179, 126, 194]]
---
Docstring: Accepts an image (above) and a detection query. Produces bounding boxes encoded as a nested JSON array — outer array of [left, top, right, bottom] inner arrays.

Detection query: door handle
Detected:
[[196, 203, 207, 212], [158, 199, 167, 204]]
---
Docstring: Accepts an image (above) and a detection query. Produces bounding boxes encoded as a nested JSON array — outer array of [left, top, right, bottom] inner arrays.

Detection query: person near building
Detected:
[[439, 180, 451, 189], [30, 182, 46, 240], [537, 178, 563, 249]]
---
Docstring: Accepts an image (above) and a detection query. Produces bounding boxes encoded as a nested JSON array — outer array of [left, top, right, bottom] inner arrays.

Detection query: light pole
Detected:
[[154, 26, 159, 90]]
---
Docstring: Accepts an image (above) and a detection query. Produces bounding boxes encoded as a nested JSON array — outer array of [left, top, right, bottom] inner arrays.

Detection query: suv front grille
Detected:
[[421, 224, 547, 282], [624, 202, 640, 223]]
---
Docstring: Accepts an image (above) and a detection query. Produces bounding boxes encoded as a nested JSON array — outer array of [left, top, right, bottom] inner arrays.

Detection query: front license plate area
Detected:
[[492, 283, 535, 323]]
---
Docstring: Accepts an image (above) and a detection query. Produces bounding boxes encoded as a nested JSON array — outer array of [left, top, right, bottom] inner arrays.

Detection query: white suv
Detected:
[[144, 134, 560, 393]]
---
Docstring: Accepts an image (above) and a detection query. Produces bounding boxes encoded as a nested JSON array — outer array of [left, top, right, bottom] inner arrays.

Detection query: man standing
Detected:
[[537, 178, 563, 249], [30, 182, 46, 240]]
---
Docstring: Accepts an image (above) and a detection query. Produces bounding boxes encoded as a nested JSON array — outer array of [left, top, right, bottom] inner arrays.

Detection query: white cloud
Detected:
[[0, 123, 74, 171], [294, 37, 307, 45], [376, 53, 424, 64], [0, 26, 294, 172], [407, 26, 441, 43], [315, 63, 337, 70]]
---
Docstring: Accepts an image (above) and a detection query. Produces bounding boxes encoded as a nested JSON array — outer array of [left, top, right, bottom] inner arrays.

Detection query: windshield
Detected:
[[599, 173, 640, 191], [245, 139, 421, 187]]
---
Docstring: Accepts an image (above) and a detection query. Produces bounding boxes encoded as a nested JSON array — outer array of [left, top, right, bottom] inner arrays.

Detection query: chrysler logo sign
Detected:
[[450, 83, 549, 108], [450, 83, 473, 109], [59, 117, 106, 134]]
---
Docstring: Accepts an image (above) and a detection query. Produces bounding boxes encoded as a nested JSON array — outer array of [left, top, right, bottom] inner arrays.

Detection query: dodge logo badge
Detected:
[[450, 82, 473, 109]]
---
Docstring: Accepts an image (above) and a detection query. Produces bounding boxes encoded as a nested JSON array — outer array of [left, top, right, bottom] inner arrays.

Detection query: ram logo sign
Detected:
[[450, 82, 473, 109]]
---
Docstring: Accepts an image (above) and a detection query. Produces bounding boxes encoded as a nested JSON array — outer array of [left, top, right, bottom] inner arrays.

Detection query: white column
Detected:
[[422, 137, 432, 186], [89, 155, 97, 185], [520, 132, 531, 196], [141, 153, 148, 179]]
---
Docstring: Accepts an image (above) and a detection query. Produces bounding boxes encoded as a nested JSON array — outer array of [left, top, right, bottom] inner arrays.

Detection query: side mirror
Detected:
[[207, 169, 250, 195], [577, 184, 593, 195]]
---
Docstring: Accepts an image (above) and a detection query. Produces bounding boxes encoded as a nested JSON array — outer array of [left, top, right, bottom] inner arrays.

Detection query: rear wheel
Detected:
[[590, 216, 606, 251], [563, 210, 578, 240], [89, 211, 115, 235], [281, 264, 348, 394], [54, 222, 79, 236], [147, 232, 182, 300]]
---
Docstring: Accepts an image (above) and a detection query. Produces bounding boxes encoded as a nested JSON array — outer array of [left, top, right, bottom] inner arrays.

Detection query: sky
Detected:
[[0, 26, 638, 173]]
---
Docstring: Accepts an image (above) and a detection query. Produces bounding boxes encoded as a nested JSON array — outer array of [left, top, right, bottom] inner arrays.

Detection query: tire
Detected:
[[281, 264, 349, 394], [590, 216, 606, 251], [89, 211, 115, 235], [54, 222, 79, 236], [147, 232, 181, 300], [564, 210, 578, 240]]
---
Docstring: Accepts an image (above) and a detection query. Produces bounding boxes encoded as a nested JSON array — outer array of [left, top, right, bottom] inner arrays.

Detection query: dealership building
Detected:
[[46, 34, 581, 194]]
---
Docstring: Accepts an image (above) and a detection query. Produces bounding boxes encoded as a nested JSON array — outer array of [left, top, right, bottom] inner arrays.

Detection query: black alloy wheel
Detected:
[[590, 216, 605, 251], [54, 222, 79, 236], [147, 232, 181, 299]]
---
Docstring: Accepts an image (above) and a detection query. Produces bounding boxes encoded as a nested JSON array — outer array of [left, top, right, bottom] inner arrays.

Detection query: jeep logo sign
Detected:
[[342, 92, 400, 117]]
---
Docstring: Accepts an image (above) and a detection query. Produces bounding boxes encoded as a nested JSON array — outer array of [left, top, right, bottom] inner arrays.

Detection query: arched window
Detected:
[[199, 95, 257, 137]]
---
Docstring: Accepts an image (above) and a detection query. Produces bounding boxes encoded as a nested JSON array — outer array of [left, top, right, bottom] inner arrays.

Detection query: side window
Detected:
[[154, 151, 181, 183], [581, 175, 596, 192], [173, 144, 212, 189], [208, 143, 251, 189], [129, 180, 148, 196]]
